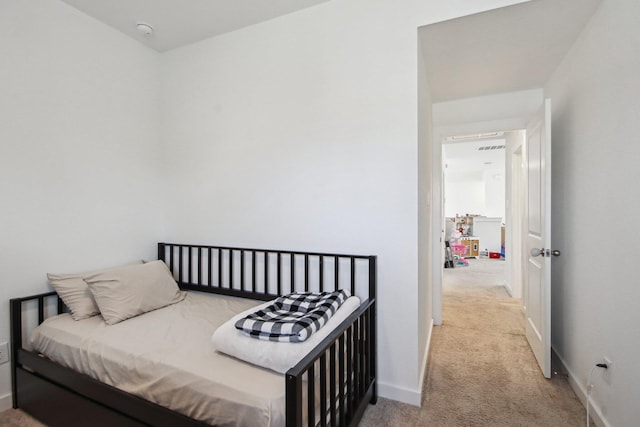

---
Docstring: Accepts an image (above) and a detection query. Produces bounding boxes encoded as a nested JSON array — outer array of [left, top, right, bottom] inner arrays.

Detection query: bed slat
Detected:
[[350, 257, 355, 297], [319, 256, 324, 292], [290, 254, 295, 294], [208, 248, 212, 287], [304, 254, 309, 292], [338, 334, 346, 426], [307, 364, 315, 427], [320, 353, 327, 426], [346, 326, 353, 418], [264, 252, 268, 295], [277, 252, 282, 296], [329, 343, 337, 427], [334, 256, 339, 292], [188, 247, 192, 284], [251, 251, 256, 293]]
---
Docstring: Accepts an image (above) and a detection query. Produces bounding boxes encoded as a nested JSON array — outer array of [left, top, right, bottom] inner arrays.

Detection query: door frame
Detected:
[[505, 131, 526, 299]]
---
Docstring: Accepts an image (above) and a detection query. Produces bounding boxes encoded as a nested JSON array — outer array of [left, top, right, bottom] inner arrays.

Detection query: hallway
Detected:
[[361, 258, 585, 426]]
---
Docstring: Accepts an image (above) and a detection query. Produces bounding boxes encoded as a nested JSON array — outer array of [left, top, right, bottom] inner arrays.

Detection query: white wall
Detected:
[[160, 0, 528, 405], [0, 0, 162, 410], [444, 176, 485, 217], [442, 168, 505, 220], [483, 169, 505, 219], [433, 89, 544, 129], [159, 0, 426, 403], [544, 1, 640, 425]]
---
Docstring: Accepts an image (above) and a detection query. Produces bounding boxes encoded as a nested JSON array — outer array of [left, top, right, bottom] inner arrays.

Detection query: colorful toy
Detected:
[[457, 258, 469, 266], [450, 241, 467, 256]]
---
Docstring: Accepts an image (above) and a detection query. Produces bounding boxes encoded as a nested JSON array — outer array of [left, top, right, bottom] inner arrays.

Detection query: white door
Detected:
[[524, 99, 552, 378]]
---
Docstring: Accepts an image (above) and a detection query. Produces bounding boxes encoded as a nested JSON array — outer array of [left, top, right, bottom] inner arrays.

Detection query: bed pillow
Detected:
[[47, 260, 144, 321], [212, 296, 361, 373], [84, 260, 186, 325]]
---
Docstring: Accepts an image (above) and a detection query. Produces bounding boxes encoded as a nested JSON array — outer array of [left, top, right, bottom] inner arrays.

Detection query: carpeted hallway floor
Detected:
[[359, 257, 585, 426], [0, 258, 585, 426]]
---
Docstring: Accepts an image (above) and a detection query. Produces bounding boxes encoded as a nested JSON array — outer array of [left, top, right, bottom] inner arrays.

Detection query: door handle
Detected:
[[530, 248, 545, 257], [530, 248, 561, 257]]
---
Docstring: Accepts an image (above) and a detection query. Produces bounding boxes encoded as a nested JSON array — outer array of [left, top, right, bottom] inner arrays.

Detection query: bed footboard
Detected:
[[10, 292, 61, 408], [286, 299, 376, 427]]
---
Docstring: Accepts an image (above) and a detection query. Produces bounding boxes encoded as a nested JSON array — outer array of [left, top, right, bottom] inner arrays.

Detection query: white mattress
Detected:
[[30, 292, 287, 427]]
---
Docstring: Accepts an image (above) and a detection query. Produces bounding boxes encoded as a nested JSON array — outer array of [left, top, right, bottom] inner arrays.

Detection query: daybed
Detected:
[[10, 243, 377, 426]]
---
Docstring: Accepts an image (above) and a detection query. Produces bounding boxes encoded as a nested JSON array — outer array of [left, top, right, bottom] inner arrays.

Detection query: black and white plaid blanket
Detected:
[[234, 290, 349, 342]]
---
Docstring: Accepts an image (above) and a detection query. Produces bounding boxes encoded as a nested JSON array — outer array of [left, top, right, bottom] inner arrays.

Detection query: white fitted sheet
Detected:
[[30, 292, 287, 427]]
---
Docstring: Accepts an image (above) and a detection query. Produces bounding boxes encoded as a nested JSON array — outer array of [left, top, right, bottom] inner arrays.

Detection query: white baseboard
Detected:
[[503, 281, 514, 297], [417, 318, 434, 405], [552, 348, 611, 427], [0, 392, 12, 412], [378, 381, 421, 407]]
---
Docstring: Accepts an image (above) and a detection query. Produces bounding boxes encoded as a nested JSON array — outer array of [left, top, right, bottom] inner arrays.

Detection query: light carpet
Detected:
[[359, 257, 585, 426]]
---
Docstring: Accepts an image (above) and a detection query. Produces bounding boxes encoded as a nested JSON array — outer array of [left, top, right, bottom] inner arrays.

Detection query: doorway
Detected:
[[442, 133, 508, 296], [434, 127, 527, 324], [419, 0, 601, 329]]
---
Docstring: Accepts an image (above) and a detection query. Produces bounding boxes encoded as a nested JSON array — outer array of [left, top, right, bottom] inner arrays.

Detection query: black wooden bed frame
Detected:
[[10, 243, 377, 427]]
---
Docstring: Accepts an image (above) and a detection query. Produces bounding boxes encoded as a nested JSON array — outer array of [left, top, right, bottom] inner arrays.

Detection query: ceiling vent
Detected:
[[477, 145, 505, 151]]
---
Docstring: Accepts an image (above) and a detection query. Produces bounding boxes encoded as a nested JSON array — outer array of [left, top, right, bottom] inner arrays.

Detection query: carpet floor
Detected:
[[359, 257, 585, 426], [0, 258, 585, 426]]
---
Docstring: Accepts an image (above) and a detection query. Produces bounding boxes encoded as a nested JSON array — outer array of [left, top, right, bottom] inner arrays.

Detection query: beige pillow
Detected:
[[48, 260, 144, 321], [84, 260, 185, 325]]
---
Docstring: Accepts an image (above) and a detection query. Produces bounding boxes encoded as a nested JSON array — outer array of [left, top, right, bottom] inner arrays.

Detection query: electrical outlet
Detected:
[[0, 342, 8, 365]]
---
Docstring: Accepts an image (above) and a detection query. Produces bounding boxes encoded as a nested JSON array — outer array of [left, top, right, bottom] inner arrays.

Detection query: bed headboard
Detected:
[[157, 243, 376, 302]]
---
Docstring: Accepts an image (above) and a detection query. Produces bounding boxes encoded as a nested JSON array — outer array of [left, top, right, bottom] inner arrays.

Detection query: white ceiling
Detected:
[[60, 0, 331, 52], [59, 0, 602, 76], [444, 138, 506, 176], [55, 0, 603, 183], [419, 0, 602, 102]]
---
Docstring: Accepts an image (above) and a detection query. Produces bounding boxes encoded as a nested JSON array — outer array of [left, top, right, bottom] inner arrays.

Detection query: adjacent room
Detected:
[[443, 135, 506, 268]]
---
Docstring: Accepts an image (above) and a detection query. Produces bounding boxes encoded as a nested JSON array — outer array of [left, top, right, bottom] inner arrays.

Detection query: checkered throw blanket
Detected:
[[234, 290, 349, 342]]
